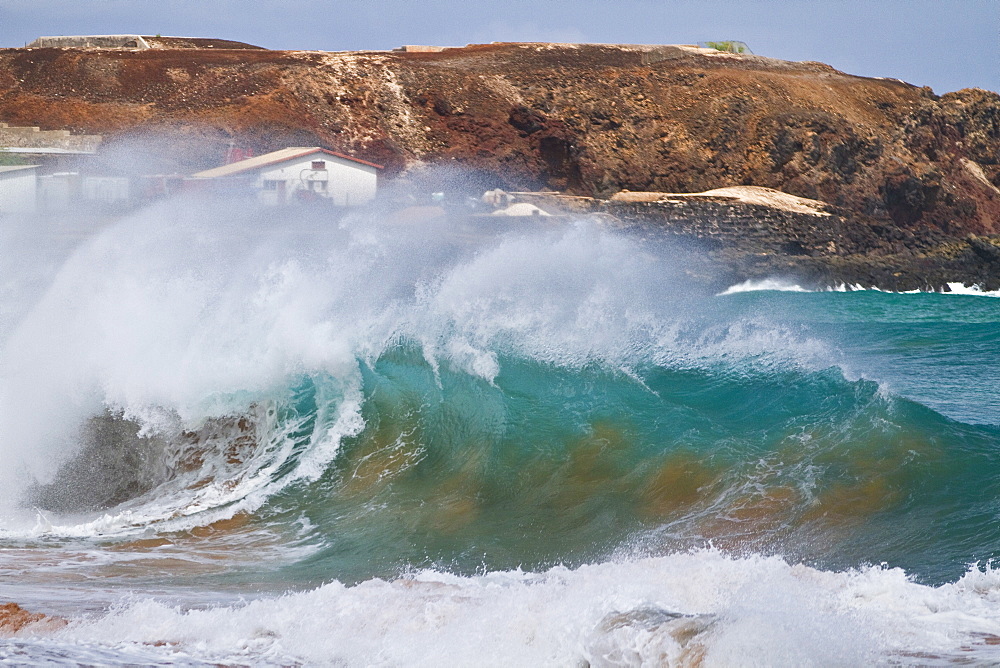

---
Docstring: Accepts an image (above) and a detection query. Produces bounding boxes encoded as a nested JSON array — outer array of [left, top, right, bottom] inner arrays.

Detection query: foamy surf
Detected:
[[6, 551, 1000, 667], [717, 278, 812, 295], [720, 277, 1000, 297]]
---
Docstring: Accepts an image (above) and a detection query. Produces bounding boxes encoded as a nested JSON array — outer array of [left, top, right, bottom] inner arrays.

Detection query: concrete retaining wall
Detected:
[[602, 199, 855, 256], [0, 124, 102, 152], [27, 35, 150, 49]]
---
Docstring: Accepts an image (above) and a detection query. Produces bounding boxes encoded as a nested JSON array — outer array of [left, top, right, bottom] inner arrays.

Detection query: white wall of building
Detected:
[[37, 173, 78, 211], [82, 176, 130, 203], [257, 154, 378, 206], [0, 167, 37, 215]]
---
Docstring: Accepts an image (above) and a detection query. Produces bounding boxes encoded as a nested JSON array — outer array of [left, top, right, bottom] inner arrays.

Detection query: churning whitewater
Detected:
[[2, 198, 1000, 665]]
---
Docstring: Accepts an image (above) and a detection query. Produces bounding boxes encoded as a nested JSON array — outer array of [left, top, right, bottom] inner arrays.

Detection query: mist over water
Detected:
[[0, 194, 725, 518], [3, 195, 1000, 665]]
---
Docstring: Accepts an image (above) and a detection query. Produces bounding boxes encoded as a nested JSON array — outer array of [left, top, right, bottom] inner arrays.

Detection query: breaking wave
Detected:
[[3, 198, 1000, 664]]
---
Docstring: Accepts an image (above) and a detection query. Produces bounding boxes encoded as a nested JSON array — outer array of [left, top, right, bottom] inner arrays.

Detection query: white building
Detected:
[[81, 176, 130, 204], [37, 172, 76, 212], [192, 147, 382, 206], [0, 165, 38, 216]]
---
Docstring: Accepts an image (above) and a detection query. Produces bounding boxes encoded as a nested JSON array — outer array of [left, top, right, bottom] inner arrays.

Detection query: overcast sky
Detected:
[[0, 0, 994, 95]]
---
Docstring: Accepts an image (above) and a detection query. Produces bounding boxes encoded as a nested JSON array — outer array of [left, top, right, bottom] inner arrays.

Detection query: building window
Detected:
[[262, 180, 280, 190]]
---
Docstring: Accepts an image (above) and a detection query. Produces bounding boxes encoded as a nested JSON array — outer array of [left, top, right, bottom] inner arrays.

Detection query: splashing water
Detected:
[[2, 197, 1000, 665]]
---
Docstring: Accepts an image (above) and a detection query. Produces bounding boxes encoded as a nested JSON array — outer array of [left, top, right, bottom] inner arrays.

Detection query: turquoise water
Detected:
[[263, 289, 1000, 588], [2, 205, 1000, 664], [268, 343, 997, 588]]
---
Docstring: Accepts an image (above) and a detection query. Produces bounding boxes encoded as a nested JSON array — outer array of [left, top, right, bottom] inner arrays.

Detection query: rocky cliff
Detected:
[[0, 41, 998, 286]]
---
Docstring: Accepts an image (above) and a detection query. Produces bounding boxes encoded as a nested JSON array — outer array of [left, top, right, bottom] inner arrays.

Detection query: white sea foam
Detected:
[[941, 282, 1000, 297], [720, 277, 1000, 297], [10, 550, 994, 666], [717, 278, 812, 295]]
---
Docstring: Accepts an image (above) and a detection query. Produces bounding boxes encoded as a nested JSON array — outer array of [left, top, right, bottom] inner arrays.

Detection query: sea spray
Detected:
[[0, 196, 796, 525]]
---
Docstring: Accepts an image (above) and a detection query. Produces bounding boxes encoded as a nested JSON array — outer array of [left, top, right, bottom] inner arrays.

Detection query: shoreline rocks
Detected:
[[0, 602, 66, 636], [508, 190, 1000, 291]]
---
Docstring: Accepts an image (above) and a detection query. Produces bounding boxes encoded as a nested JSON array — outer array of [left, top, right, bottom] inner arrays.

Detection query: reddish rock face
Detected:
[[0, 602, 65, 635], [0, 41, 996, 236]]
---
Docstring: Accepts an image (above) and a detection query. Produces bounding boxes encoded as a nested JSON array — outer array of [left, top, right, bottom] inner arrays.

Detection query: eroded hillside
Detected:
[[0, 41, 997, 248]]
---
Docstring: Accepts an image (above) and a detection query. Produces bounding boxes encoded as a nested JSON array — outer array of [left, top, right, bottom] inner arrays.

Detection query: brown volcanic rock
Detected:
[[0, 41, 997, 244], [0, 602, 66, 635]]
